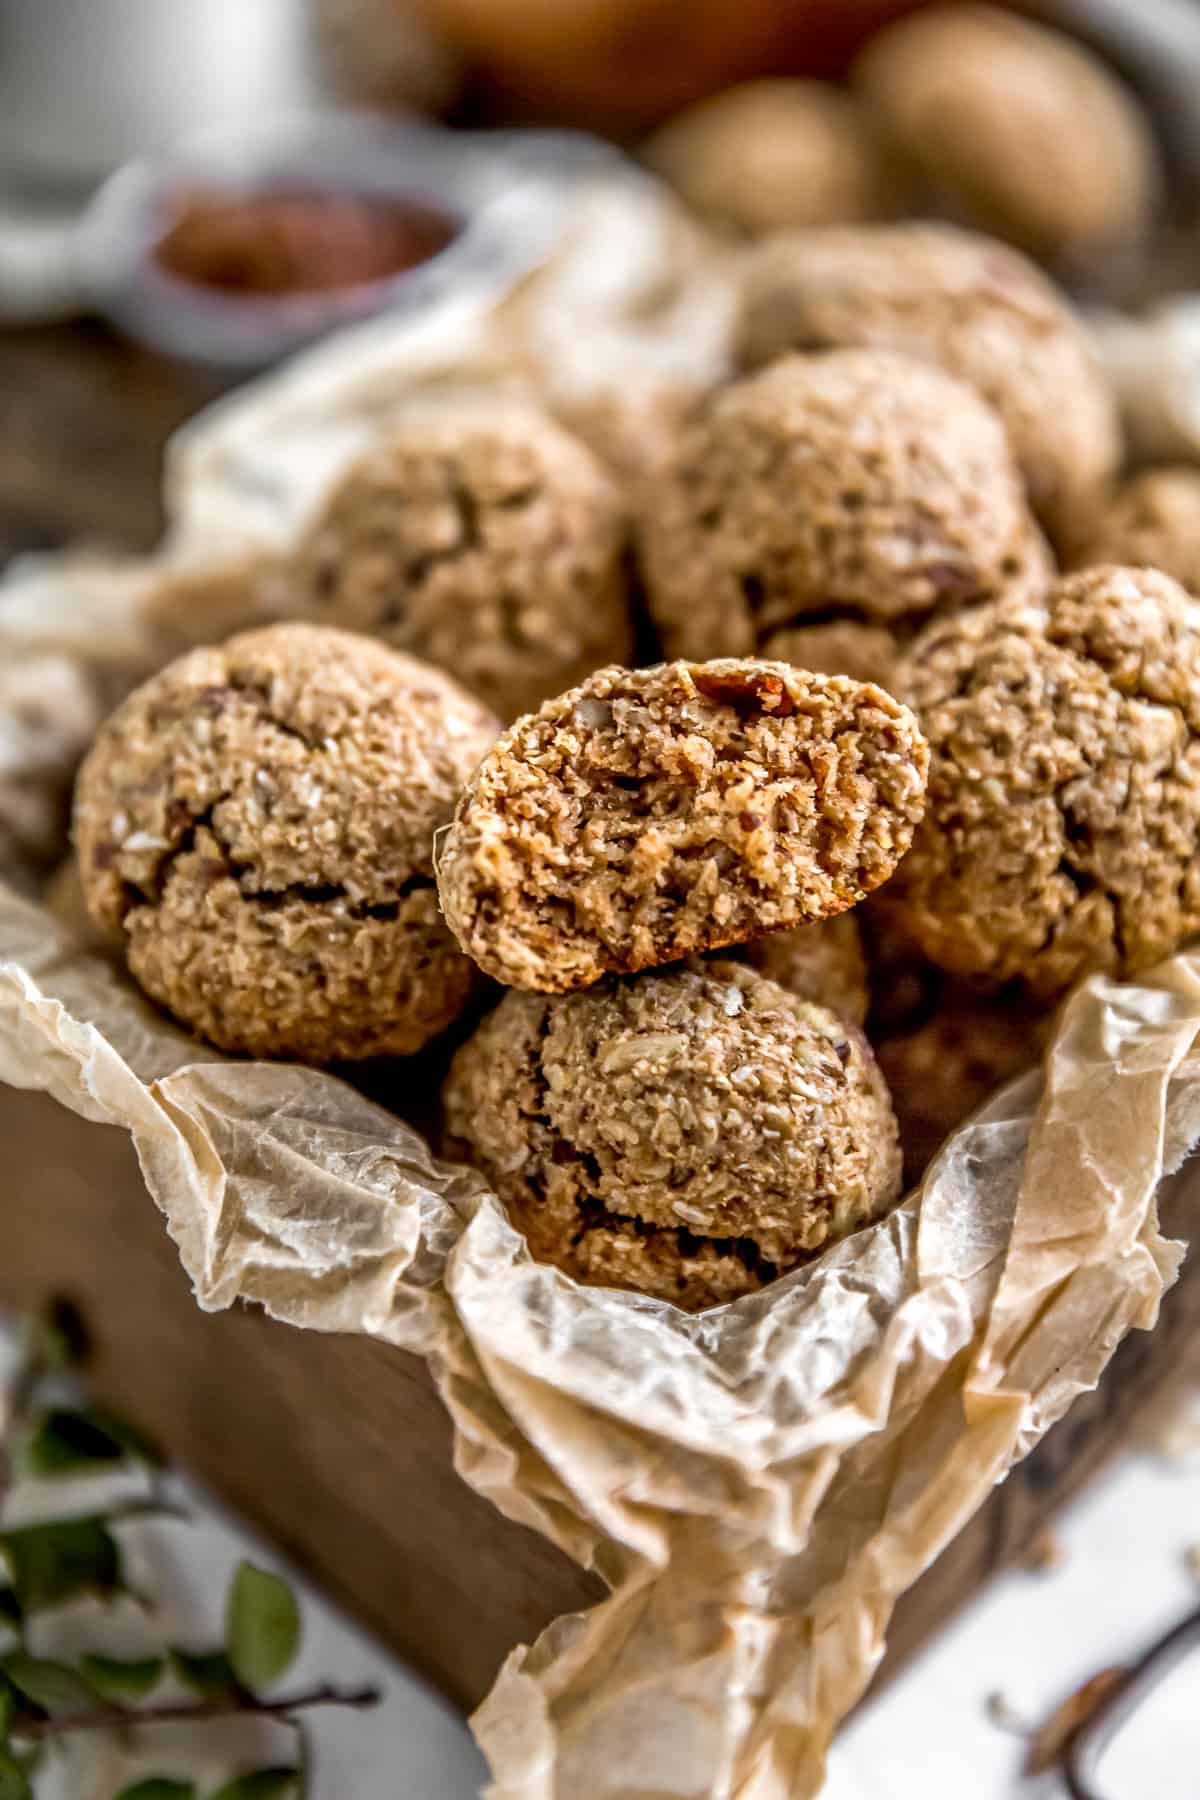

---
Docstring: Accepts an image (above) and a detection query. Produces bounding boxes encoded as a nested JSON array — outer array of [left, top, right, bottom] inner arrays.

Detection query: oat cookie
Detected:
[[643, 80, 905, 238], [854, 5, 1157, 263], [1074, 469, 1200, 598], [437, 658, 928, 993], [74, 622, 498, 1062], [734, 222, 1120, 549], [441, 959, 902, 1309], [294, 401, 633, 722], [891, 567, 1200, 996], [638, 350, 1048, 664], [727, 911, 868, 1025]]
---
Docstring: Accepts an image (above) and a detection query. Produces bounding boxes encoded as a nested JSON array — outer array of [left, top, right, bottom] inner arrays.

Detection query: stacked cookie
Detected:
[[437, 659, 927, 1307]]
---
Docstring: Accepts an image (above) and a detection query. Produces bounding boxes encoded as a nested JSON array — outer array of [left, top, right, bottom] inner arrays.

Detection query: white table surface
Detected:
[[7, 1354, 1199, 1798]]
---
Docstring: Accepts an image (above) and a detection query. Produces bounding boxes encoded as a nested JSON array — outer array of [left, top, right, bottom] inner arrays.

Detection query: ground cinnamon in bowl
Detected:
[[153, 184, 458, 297]]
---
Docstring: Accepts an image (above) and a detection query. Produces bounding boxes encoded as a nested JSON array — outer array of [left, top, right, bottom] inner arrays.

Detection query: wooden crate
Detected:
[[2, 1081, 1197, 1713]]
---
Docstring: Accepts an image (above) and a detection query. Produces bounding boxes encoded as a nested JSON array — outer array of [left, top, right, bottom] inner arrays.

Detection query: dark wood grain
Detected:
[[0, 321, 227, 556]]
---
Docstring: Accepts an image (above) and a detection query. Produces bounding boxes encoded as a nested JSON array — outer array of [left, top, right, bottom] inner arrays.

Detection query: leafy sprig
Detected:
[[0, 1300, 379, 1797]]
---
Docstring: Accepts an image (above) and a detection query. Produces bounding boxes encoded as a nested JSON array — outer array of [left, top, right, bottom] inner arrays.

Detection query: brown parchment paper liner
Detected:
[[2, 880, 1198, 1798], [0, 162, 734, 882]]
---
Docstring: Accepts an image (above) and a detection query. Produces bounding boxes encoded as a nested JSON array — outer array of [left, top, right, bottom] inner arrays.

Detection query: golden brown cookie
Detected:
[[437, 658, 928, 993], [891, 567, 1200, 997], [728, 911, 869, 1026], [638, 349, 1049, 663], [73, 622, 498, 1062], [643, 79, 906, 238], [854, 5, 1158, 263], [441, 959, 902, 1309], [734, 222, 1119, 550], [294, 401, 633, 722], [1073, 469, 1200, 598]]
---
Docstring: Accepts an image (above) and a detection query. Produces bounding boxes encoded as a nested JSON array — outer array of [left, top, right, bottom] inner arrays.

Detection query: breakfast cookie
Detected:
[[643, 79, 905, 238], [441, 959, 902, 1309], [638, 349, 1048, 663], [74, 622, 498, 1062], [891, 566, 1200, 996], [437, 658, 928, 992], [734, 222, 1120, 549], [853, 5, 1157, 263], [1073, 468, 1200, 597], [294, 401, 633, 722]]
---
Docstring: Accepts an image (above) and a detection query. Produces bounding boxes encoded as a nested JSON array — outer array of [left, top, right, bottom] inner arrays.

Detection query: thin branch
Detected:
[[11, 1682, 381, 1742]]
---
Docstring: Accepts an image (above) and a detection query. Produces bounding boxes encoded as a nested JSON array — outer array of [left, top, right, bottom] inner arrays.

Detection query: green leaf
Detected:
[[226, 1564, 300, 1691], [0, 1675, 13, 1738], [208, 1770, 299, 1800], [0, 1748, 32, 1800], [168, 1648, 242, 1702], [115, 1782, 196, 1800], [16, 1406, 164, 1478], [79, 1652, 164, 1702], [0, 1516, 121, 1612], [0, 1651, 96, 1717]]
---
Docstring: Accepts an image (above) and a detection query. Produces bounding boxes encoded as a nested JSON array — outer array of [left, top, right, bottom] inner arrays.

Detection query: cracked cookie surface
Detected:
[[734, 223, 1120, 550], [891, 566, 1200, 996], [441, 959, 902, 1309], [73, 622, 499, 1061], [437, 658, 928, 993], [637, 349, 1048, 665], [294, 401, 633, 722]]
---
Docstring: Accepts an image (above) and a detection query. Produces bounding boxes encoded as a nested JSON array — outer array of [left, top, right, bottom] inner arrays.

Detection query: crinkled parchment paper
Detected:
[[2, 883, 1198, 1799]]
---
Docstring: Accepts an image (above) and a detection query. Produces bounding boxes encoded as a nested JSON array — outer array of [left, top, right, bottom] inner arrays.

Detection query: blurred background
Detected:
[[1, 0, 1199, 556]]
